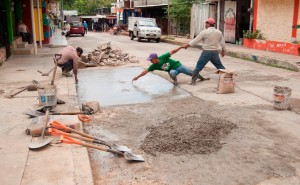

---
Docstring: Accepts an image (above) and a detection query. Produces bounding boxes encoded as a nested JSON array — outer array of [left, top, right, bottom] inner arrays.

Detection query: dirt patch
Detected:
[[141, 114, 237, 156], [85, 96, 300, 185], [289, 98, 300, 113]]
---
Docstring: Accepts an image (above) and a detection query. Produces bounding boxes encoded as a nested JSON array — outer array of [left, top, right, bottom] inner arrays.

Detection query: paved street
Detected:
[[0, 31, 300, 185]]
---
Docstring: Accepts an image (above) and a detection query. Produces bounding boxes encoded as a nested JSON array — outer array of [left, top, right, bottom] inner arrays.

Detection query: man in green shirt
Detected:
[[132, 46, 209, 85]]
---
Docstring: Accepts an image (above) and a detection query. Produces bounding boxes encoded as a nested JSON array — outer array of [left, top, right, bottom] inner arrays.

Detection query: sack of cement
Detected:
[[82, 101, 100, 114], [215, 69, 237, 94]]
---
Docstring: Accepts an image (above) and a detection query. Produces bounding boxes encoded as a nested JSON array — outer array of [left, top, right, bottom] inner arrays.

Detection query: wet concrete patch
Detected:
[[77, 67, 190, 106]]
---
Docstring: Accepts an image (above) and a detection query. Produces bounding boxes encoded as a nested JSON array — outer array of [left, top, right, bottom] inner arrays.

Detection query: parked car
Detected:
[[128, 17, 161, 43], [68, 21, 85, 37]]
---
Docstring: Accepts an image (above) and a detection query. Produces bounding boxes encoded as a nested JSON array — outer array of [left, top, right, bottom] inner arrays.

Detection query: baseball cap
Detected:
[[147, 53, 158, 61], [205, 18, 215, 25]]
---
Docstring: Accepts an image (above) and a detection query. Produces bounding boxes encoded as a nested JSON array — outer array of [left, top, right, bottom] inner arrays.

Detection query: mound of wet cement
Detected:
[[141, 114, 237, 155]]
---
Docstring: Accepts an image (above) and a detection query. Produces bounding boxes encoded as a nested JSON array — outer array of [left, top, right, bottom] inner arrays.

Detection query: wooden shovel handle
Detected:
[[51, 58, 58, 85], [41, 109, 50, 139], [10, 87, 27, 97], [80, 142, 123, 155], [50, 121, 95, 139]]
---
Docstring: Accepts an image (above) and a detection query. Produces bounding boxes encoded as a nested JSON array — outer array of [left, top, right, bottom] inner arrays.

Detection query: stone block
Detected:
[[17, 42, 28, 48], [14, 45, 34, 55]]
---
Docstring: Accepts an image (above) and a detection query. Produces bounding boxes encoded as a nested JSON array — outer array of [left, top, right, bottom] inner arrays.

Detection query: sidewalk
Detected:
[[0, 32, 93, 185]]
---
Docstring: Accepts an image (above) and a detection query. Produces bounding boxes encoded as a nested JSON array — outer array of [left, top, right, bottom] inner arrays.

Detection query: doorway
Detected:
[[0, 1, 11, 59]]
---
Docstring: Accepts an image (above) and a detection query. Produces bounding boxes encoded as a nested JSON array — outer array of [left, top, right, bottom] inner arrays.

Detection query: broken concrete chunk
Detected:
[[82, 101, 100, 114]]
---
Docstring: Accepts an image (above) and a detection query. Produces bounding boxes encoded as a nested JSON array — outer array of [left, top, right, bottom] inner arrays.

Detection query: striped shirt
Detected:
[[57, 46, 80, 71], [189, 27, 226, 51]]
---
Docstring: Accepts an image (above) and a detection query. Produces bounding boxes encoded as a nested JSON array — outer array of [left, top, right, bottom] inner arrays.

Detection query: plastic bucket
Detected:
[[38, 85, 57, 107], [273, 86, 292, 110]]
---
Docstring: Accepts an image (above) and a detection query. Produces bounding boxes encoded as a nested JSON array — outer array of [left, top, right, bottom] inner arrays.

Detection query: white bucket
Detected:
[[38, 85, 57, 107], [273, 86, 292, 110]]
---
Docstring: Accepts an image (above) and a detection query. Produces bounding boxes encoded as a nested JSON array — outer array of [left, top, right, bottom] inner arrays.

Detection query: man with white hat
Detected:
[[183, 18, 226, 85]]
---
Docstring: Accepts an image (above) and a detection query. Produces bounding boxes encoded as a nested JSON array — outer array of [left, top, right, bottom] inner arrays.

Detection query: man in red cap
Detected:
[[132, 46, 209, 85], [183, 18, 226, 85]]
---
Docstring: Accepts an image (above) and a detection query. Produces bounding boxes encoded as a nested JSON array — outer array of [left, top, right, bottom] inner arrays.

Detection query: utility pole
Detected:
[[61, 0, 64, 29], [249, 0, 253, 32]]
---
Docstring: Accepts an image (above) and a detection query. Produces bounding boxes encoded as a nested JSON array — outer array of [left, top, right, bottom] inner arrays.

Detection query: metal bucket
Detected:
[[38, 84, 57, 107], [273, 86, 292, 110]]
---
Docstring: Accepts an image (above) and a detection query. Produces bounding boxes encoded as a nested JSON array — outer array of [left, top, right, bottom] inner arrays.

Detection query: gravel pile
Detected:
[[141, 114, 237, 155]]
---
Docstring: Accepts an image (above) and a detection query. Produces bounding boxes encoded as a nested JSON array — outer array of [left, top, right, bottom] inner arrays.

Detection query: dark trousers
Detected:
[[192, 50, 225, 82], [20, 32, 33, 44], [58, 60, 73, 72]]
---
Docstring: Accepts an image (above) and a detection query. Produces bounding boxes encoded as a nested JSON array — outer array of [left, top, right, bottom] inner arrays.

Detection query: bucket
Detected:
[[38, 85, 57, 107], [273, 86, 292, 110]]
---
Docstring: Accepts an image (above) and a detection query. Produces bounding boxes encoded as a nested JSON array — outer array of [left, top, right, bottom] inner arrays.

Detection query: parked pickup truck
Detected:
[[128, 17, 161, 43]]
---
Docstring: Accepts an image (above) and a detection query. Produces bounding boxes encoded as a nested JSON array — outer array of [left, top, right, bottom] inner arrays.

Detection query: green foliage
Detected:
[[243, 30, 264, 39], [59, 0, 114, 14], [167, 0, 203, 34]]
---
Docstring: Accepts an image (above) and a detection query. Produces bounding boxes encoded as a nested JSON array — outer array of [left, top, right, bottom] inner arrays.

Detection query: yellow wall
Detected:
[[34, 8, 44, 41], [257, 0, 296, 42]]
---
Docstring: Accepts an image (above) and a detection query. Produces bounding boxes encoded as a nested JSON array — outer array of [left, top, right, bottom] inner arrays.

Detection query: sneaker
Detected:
[[62, 71, 73, 77]]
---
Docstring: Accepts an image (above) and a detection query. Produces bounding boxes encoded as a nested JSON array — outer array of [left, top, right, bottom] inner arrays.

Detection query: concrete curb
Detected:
[[225, 49, 300, 72], [160, 38, 300, 72]]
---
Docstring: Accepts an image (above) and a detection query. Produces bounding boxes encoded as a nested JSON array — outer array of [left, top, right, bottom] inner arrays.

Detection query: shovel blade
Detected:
[[112, 144, 131, 153], [28, 137, 53, 149], [124, 152, 145, 162]]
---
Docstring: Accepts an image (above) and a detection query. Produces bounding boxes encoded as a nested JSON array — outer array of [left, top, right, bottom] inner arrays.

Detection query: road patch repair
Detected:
[[77, 67, 190, 106]]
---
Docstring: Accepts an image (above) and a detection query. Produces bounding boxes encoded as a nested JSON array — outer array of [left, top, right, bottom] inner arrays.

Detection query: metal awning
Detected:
[[134, 4, 167, 8], [63, 10, 78, 16], [106, 16, 117, 20], [80, 15, 106, 19]]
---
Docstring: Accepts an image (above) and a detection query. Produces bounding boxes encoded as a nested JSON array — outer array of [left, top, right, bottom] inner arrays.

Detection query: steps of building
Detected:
[[17, 42, 28, 48], [14, 44, 34, 55]]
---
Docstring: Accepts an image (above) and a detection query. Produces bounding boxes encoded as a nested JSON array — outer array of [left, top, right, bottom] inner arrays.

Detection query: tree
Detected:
[[60, 0, 114, 14], [168, 0, 204, 35]]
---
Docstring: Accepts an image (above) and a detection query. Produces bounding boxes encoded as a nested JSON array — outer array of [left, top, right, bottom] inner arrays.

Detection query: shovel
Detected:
[[5, 84, 38, 99], [49, 128, 145, 162], [28, 109, 53, 149], [50, 121, 132, 153], [37, 68, 54, 76]]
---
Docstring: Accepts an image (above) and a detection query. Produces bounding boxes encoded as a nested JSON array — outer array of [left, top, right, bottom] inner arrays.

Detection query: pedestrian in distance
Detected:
[[132, 46, 209, 85], [16, 19, 33, 44], [83, 21, 88, 34], [57, 46, 83, 84], [183, 18, 226, 85]]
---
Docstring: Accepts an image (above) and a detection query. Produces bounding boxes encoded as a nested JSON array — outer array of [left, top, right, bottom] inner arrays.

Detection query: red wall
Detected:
[[21, 0, 32, 32]]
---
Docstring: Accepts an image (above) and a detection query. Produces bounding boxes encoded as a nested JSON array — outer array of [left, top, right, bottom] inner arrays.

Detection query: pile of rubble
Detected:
[[79, 42, 140, 68]]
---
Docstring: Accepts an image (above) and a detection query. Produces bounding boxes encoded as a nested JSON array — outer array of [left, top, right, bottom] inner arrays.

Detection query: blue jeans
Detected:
[[192, 50, 225, 81], [58, 60, 73, 72], [169, 64, 193, 79]]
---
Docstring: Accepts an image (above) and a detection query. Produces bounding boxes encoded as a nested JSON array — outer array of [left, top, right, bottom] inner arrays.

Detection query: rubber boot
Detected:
[[189, 72, 198, 85], [198, 75, 210, 81]]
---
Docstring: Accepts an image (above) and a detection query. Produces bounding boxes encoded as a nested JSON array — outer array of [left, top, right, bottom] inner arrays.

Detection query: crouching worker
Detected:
[[57, 46, 83, 84], [132, 46, 209, 85]]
